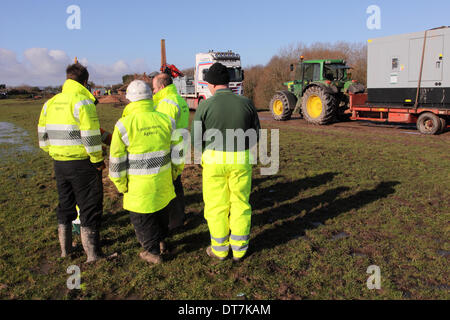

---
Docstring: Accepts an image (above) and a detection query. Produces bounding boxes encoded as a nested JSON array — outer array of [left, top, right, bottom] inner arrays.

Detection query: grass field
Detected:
[[0, 98, 448, 300]]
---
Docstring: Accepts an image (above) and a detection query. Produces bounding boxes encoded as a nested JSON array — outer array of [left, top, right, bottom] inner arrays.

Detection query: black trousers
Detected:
[[130, 206, 169, 255], [54, 159, 103, 228], [168, 175, 185, 230]]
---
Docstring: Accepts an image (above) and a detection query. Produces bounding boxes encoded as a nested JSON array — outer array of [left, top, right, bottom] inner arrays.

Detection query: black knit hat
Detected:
[[204, 62, 230, 85]]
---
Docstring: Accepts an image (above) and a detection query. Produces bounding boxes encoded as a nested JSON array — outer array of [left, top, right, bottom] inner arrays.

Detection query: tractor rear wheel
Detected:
[[417, 112, 441, 135], [270, 91, 296, 121], [301, 86, 337, 125]]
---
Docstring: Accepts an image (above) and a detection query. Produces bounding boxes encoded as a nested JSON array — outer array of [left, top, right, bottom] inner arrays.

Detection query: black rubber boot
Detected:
[[58, 224, 73, 258], [80, 226, 103, 263]]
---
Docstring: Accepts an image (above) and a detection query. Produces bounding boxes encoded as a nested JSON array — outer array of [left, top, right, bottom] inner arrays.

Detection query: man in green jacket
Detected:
[[38, 63, 105, 263], [109, 80, 182, 264], [152, 73, 190, 231], [192, 63, 260, 262]]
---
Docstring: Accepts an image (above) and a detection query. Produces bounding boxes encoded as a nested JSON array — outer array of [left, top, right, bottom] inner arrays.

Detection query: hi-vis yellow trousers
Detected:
[[202, 149, 252, 259]]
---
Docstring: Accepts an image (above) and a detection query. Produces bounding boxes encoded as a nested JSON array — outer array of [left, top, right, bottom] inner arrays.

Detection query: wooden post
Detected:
[[414, 30, 428, 111]]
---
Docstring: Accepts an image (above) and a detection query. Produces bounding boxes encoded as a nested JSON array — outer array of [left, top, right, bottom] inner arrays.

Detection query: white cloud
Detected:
[[0, 49, 27, 81], [0, 48, 152, 86]]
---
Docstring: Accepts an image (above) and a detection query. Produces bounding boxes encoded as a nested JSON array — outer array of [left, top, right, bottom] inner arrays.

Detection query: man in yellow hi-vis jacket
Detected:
[[109, 80, 182, 264], [38, 63, 105, 263], [152, 73, 190, 231], [192, 63, 260, 262]]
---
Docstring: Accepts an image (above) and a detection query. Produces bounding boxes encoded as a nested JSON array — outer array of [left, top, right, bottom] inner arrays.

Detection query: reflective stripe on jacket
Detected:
[[109, 99, 179, 213], [153, 84, 190, 177], [37, 79, 103, 163], [153, 84, 190, 130]]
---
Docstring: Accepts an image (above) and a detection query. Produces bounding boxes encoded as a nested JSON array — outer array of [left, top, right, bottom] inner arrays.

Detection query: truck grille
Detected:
[[230, 86, 241, 95]]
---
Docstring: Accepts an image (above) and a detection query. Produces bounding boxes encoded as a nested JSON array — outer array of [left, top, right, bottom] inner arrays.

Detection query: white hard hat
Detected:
[[126, 80, 152, 102]]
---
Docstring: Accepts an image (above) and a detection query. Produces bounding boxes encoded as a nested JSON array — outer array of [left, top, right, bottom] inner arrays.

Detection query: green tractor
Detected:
[[270, 57, 365, 124]]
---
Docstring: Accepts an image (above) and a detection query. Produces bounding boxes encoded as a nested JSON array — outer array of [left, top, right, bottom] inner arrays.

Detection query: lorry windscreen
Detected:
[[228, 67, 243, 82]]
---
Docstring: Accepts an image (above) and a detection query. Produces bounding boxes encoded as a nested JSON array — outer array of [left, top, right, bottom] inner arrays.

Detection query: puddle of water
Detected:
[[437, 250, 450, 257], [310, 221, 324, 227], [0, 122, 36, 157], [332, 232, 350, 240], [402, 131, 421, 135], [351, 252, 367, 258]]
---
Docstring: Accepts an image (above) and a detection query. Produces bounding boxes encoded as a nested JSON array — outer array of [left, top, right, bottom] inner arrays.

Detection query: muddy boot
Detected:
[[139, 251, 162, 264], [58, 224, 73, 258], [206, 246, 226, 261], [80, 226, 103, 263]]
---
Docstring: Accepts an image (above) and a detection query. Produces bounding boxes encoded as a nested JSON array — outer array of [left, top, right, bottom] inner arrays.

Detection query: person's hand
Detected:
[[93, 161, 106, 171]]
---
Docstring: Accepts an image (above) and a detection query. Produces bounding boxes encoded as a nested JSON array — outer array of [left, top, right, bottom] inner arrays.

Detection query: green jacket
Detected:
[[38, 79, 103, 163], [109, 99, 181, 214], [192, 89, 260, 153]]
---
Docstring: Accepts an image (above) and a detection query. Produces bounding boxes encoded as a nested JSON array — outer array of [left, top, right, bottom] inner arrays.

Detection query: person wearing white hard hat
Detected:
[[109, 80, 182, 264]]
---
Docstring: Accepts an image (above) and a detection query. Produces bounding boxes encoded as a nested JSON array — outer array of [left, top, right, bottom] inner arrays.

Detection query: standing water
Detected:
[[0, 122, 35, 159]]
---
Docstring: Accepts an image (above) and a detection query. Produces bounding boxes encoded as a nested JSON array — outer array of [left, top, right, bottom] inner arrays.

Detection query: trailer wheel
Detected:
[[270, 91, 296, 121], [301, 86, 337, 125], [417, 112, 442, 135], [438, 117, 447, 133]]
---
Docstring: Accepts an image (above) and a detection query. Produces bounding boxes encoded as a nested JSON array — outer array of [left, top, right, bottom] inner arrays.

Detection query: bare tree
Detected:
[[247, 41, 367, 108]]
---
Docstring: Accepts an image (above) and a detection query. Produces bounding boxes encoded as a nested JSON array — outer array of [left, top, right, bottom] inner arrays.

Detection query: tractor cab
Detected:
[[323, 62, 350, 81], [287, 59, 351, 96]]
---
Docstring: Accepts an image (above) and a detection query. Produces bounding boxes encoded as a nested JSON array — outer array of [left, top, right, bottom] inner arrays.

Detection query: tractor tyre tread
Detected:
[[270, 91, 295, 121], [301, 86, 337, 125]]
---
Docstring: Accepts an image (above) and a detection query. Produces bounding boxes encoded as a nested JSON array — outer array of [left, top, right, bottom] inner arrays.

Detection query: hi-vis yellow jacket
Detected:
[[153, 84, 189, 130], [109, 99, 182, 214], [153, 84, 190, 178], [37, 79, 104, 164]]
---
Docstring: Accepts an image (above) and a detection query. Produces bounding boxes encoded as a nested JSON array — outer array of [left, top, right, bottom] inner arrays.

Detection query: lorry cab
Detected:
[[195, 51, 244, 98], [173, 50, 244, 109]]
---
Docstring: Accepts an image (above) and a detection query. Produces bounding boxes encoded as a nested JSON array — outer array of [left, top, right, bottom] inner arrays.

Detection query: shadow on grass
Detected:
[[184, 192, 202, 207], [249, 181, 400, 255], [102, 209, 129, 227], [99, 174, 399, 260], [179, 175, 278, 233], [169, 172, 340, 256], [100, 209, 138, 247], [169, 229, 211, 256], [250, 172, 339, 212]]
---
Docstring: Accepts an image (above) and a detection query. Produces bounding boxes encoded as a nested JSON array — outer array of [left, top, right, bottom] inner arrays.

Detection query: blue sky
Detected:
[[1, 0, 449, 85]]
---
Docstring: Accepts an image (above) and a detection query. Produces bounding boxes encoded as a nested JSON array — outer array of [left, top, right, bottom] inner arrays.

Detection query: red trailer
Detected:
[[348, 93, 449, 134]]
